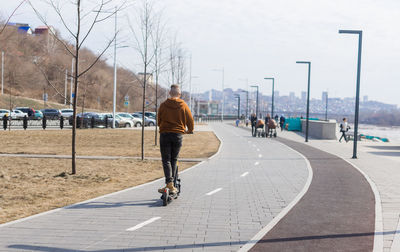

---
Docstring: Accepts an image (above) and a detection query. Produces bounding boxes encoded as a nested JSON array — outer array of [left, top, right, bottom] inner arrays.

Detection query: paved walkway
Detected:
[[249, 136, 375, 251], [0, 123, 310, 251], [274, 128, 400, 252]]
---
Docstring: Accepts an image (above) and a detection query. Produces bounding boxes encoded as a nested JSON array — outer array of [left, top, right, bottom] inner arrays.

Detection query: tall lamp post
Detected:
[[251, 85, 259, 118], [234, 94, 240, 119], [212, 68, 224, 121], [241, 90, 248, 120], [264, 77, 275, 117], [296, 61, 311, 142], [339, 29, 363, 159]]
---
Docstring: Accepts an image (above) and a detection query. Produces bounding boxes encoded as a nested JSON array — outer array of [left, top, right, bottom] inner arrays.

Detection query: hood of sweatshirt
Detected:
[[164, 98, 185, 110]]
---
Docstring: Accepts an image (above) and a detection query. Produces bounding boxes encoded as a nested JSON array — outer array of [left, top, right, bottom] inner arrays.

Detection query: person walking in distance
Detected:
[[250, 113, 257, 136], [339, 117, 350, 143], [279, 115, 285, 131], [158, 84, 194, 194]]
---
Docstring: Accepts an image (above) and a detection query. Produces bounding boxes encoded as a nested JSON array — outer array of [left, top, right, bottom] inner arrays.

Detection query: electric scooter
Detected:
[[160, 166, 181, 206]]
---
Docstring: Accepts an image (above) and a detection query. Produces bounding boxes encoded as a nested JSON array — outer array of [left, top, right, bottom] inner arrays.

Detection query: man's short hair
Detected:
[[170, 84, 181, 97]]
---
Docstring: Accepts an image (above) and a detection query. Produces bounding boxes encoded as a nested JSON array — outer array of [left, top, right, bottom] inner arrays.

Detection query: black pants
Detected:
[[160, 132, 183, 184], [339, 131, 348, 142]]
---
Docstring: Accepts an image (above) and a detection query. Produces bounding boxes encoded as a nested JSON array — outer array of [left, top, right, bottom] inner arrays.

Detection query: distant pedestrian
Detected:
[[279, 115, 285, 131], [339, 118, 350, 143], [235, 118, 240, 127], [245, 118, 249, 127], [250, 113, 257, 136], [274, 114, 279, 122]]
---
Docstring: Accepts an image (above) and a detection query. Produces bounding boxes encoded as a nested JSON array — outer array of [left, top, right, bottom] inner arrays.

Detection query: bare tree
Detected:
[[151, 11, 168, 146], [0, 0, 28, 36], [129, 0, 156, 160], [29, 0, 122, 174]]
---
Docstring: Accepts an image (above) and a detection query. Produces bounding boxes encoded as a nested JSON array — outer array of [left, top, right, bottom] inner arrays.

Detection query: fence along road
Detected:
[[0, 123, 309, 251]]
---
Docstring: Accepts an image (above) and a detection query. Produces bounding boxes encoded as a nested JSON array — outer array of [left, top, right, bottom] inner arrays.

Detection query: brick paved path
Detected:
[[0, 123, 309, 251], [248, 137, 375, 252]]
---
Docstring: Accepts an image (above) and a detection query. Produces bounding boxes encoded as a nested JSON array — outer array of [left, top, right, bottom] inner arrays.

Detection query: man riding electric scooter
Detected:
[[157, 84, 194, 196]]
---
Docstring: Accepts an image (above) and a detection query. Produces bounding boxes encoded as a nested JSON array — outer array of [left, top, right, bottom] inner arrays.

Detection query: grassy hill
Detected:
[[0, 94, 102, 112]]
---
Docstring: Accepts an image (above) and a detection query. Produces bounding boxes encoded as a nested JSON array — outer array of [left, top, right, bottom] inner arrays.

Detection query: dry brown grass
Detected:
[[0, 129, 219, 158], [0, 129, 220, 224], [0, 158, 194, 224]]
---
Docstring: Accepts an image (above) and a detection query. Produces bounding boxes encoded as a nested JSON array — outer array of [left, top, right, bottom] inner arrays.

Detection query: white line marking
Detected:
[[257, 148, 260, 152], [340, 159, 383, 252], [254, 162, 260, 166], [239, 142, 313, 252], [258, 154, 262, 158], [206, 188, 223, 196], [252, 144, 256, 147], [241, 172, 249, 177], [126, 217, 161, 232]]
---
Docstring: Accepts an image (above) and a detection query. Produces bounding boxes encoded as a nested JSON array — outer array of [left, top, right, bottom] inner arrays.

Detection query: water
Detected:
[[356, 124, 400, 143]]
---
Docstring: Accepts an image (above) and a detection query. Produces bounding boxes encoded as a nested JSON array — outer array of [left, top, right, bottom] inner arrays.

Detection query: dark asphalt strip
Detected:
[[250, 137, 375, 252]]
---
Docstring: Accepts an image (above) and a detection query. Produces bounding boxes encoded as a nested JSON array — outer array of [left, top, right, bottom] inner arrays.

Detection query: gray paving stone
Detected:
[[0, 123, 309, 251]]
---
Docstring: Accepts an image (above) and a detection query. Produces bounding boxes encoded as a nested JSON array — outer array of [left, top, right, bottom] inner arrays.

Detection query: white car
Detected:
[[103, 113, 135, 128], [0, 109, 10, 118], [11, 109, 28, 119], [60, 109, 74, 118], [117, 113, 142, 127]]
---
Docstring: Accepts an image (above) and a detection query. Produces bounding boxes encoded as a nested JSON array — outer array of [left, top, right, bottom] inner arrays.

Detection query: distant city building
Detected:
[[301, 91, 307, 102], [322, 92, 328, 102], [363, 95, 368, 102], [274, 91, 279, 97], [289, 92, 295, 101]]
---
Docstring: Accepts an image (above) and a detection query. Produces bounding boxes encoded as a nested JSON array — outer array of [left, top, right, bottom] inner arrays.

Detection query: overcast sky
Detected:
[[2, 0, 400, 106]]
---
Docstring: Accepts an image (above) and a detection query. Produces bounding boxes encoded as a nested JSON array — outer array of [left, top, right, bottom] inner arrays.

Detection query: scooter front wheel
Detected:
[[162, 189, 168, 206]]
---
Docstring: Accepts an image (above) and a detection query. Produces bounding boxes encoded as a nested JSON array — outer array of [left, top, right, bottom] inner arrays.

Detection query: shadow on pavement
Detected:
[[366, 145, 400, 150], [67, 200, 161, 209], [368, 151, 400, 157], [8, 230, 399, 251]]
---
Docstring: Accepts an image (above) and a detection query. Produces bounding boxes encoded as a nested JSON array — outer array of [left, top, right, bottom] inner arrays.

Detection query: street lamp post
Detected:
[[234, 94, 240, 119], [296, 61, 311, 142], [264, 77, 275, 117], [241, 90, 248, 120], [251, 85, 259, 118], [325, 91, 328, 121], [1, 51, 4, 95], [339, 29, 363, 159]]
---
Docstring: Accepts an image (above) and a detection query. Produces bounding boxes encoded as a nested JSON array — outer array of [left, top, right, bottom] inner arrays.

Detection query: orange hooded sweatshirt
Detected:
[[158, 98, 194, 134]]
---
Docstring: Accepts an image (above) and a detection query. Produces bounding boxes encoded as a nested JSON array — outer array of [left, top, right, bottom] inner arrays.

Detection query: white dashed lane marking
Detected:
[[206, 188, 223, 196], [126, 217, 161, 231], [258, 154, 262, 158], [241, 172, 249, 177], [255, 162, 260, 166]]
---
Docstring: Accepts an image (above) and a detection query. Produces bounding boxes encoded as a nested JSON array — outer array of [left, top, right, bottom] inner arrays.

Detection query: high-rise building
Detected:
[[301, 91, 307, 102], [322, 92, 328, 102], [363, 95, 368, 102], [289, 92, 295, 101], [274, 91, 279, 97]]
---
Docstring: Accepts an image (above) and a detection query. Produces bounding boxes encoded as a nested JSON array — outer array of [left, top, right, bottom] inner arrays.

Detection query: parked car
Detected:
[[0, 109, 10, 118], [41, 108, 62, 119], [135, 111, 156, 119], [103, 113, 134, 128], [117, 113, 142, 127], [69, 112, 105, 128], [60, 109, 74, 118], [11, 109, 28, 119], [132, 113, 155, 126], [34, 110, 43, 120], [15, 107, 36, 119]]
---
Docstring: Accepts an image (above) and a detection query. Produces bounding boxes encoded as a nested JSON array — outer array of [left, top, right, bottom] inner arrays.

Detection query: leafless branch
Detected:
[[0, 0, 27, 35]]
